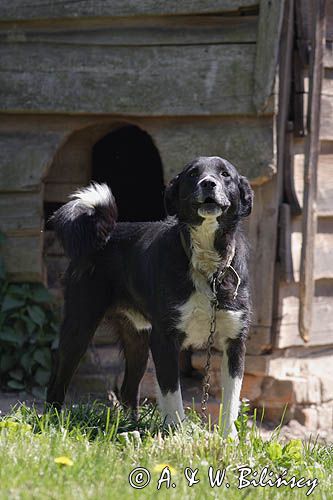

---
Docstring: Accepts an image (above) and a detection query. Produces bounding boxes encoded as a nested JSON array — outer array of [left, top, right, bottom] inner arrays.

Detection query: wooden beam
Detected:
[[0, 1, 259, 21], [294, 152, 333, 217], [0, 16, 258, 46], [0, 42, 258, 116], [271, 0, 294, 348], [278, 203, 294, 283], [299, 0, 326, 342], [275, 281, 333, 348], [283, 128, 302, 215], [0, 191, 43, 235], [148, 117, 276, 184], [0, 131, 68, 191], [253, 0, 285, 113]]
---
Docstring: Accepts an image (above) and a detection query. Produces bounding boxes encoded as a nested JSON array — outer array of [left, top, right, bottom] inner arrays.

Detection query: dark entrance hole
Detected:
[[92, 125, 165, 222]]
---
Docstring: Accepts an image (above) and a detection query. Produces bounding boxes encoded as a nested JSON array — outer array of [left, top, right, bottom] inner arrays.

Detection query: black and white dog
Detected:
[[47, 156, 253, 437]]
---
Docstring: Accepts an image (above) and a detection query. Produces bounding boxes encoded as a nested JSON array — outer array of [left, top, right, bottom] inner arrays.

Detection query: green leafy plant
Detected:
[[0, 232, 59, 398]]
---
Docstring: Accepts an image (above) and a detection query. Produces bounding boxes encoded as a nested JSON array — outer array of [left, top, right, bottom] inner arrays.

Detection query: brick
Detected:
[[259, 377, 295, 405], [294, 407, 318, 430], [241, 374, 263, 401], [321, 377, 333, 402], [191, 351, 222, 372], [245, 355, 270, 376], [317, 405, 333, 430]]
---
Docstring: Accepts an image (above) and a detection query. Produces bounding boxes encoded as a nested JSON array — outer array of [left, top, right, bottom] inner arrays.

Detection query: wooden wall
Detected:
[[0, 1, 286, 353], [274, 0, 333, 348]]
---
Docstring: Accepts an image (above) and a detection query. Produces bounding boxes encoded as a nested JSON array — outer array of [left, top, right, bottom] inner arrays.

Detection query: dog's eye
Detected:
[[189, 169, 198, 178], [221, 171, 230, 177]]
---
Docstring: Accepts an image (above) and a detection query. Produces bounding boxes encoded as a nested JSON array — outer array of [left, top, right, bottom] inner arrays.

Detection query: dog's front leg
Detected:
[[220, 337, 246, 438], [150, 331, 185, 425]]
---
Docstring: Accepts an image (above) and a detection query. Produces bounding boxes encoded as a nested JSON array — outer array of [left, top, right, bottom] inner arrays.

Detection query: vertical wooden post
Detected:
[[299, 0, 326, 342]]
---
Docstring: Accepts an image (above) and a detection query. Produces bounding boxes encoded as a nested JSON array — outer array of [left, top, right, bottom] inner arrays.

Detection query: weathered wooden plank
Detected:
[[299, 0, 326, 342], [0, 1, 259, 21], [0, 16, 258, 46], [0, 118, 276, 194], [2, 234, 44, 282], [327, 0, 333, 41], [291, 217, 333, 281], [283, 129, 302, 215], [0, 191, 43, 235], [0, 43, 257, 116], [320, 94, 333, 139], [275, 281, 333, 348], [149, 117, 276, 184], [245, 179, 279, 354], [294, 153, 333, 216], [301, 78, 333, 139], [0, 131, 68, 191], [278, 203, 294, 283], [44, 183, 82, 203], [46, 129, 92, 185], [324, 45, 333, 67], [253, 0, 285, 113]]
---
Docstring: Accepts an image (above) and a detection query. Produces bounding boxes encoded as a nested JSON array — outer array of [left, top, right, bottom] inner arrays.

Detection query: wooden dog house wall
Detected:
[[1, 1, 333, 426], [0, 1, 281, 357]]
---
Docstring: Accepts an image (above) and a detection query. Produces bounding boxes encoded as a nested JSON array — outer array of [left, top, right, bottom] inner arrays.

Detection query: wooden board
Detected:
[[253, 0, 285, 113], [44, 183, 83, 203], [298, 0, 325, 343], [0, 1, 259, 21], [324, 47, 333, 68], [327, 0, 333, 41], [0, 131, 68, 191], [2, 234, 44, 282], [0, 42, 258, 116], [148, 117, 276, 184], [244, 179, 279, 354], [275, 281, 333, 348], [0, 16, 258, 46], [291, 216, 333, 281], [294, 153, 333, 216], [0, 191, 43, 235], [320, 94, 333, 140], [0, 117, 276, 196]]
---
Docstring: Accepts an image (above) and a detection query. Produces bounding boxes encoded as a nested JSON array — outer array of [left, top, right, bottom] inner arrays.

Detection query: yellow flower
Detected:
[[153, 463, 177, 475], [54, 456, 74, 466]]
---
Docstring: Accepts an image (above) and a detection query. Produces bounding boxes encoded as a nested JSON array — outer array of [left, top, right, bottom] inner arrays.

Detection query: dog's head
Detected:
[[164, 156, 253, 225]]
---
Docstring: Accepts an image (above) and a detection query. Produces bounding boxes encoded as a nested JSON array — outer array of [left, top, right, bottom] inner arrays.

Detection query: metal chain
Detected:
[[201, 292, 218, 420]]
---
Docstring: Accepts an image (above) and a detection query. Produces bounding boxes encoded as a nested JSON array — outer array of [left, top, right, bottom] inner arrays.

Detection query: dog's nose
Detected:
[[199, 177, 216, 189]]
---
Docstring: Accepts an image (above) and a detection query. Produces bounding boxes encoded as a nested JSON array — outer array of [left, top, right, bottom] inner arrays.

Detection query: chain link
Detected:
[[201, 285, 218, 420]]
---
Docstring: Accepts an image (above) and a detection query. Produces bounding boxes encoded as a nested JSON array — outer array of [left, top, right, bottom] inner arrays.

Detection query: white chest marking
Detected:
[[190, 217, 221, 279], [178, 293, 243, 350], [178, 216, 241, 348]]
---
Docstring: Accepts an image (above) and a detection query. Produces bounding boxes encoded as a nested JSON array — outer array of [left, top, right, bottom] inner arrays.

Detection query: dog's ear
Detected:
[[238, 176, 253, 218], [164, 173, 181, 216]]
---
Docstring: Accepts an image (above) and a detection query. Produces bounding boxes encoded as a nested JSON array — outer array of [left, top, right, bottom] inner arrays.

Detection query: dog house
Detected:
[[0, 0, 332, 429]]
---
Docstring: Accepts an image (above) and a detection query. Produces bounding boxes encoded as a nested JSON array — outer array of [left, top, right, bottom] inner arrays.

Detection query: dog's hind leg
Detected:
[[119, 322, 150, 419], [47, 267, 111, 408], [150, 331, 185, 425], [220, 337, 246, 438]]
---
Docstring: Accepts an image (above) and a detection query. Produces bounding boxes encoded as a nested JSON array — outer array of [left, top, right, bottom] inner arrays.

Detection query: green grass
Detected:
[[0, 401, 332, 499]]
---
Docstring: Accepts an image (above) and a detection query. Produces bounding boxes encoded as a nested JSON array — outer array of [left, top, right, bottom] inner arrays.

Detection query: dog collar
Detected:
[[179, 229, 241, 301]]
